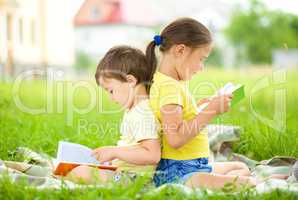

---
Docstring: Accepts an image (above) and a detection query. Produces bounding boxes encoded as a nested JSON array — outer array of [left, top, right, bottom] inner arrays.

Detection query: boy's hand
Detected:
[[207, 94, 233, 114], [91, 146, 118, 163]]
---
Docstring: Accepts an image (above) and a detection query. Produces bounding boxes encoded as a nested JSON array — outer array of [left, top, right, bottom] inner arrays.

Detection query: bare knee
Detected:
[[233, 162, 251, 175], [68, 165, 113, 184], [185, 173, 213, 188], [185, 172, 255, 189], [234, 161, 247, 168], [67, 165, 95, 183]]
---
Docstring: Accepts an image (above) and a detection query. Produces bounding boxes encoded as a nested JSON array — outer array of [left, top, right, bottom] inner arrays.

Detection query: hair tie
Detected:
[[153, 35, 163, 46]]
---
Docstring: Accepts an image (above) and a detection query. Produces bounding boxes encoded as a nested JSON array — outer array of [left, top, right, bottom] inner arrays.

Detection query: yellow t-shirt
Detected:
[[149, 71, 209, 160], [112, 99, 160, 173]]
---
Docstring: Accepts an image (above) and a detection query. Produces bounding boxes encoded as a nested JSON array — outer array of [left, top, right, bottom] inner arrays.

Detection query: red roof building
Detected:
[[74, 0, 158, 27]]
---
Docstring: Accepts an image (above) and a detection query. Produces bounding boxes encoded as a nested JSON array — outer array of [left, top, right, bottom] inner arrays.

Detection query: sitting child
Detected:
[[67, 46, 161, 184]]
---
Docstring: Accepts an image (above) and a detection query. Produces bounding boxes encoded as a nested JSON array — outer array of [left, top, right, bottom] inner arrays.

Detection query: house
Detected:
[[0, 0, 81, 77], [73, 0, 237, 68], [73, 0, 159, 60]]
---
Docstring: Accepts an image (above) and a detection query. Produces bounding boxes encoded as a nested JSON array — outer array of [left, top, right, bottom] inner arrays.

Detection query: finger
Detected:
[[224, 94, 233, 99], [225, 98, 232, 104], [91, 151, 97, 156], [91, 148, 98, 154], [95, 153, 101, 161], [202, 98, 210, 102], [91, 150, 101, 157], [97, 154, 102, 162], [91, 153, 98, 159], [224, 95, 232, 100], [199, 100, 208, 104], [91, 148, 102, 155]]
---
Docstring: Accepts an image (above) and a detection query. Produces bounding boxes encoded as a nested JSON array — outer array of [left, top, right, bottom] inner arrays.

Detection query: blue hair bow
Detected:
[[153, 35, 163, 46]]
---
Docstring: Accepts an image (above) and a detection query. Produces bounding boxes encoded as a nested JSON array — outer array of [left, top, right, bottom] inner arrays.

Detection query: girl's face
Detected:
[[176, 44, 212, 81], [99, 77, 135, 109]]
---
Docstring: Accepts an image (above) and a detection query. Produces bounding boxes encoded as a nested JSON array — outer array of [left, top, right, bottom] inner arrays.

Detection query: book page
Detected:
[[197, 102, 210, 113], [57, 141, 100, 165], [197, 83, 243, 113], [218, 82, 237, 95]]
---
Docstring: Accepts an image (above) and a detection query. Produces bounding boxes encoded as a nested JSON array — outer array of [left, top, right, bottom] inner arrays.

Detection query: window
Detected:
[[6, 14, 12, 41], [30, 19, 36, 46], [18, 18, 24, 44]]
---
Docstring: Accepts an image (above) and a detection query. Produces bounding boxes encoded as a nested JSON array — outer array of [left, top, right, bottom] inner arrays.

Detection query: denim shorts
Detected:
[[153, 157, 212, 187]]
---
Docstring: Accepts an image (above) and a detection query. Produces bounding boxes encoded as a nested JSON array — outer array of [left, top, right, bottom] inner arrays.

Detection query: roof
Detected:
[[74, 0, 158, 27]]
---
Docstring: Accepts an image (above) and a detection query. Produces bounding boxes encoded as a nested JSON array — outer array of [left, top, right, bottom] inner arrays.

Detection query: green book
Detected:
[[218, 83, 245, 107], [197, 83, 245, 113]]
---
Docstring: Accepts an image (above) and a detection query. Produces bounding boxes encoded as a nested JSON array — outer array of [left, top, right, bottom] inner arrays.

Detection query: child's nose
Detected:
[[199, 63, 204, 70]]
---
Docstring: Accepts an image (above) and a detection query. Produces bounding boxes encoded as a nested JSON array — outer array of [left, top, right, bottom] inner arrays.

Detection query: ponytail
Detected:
[[145, 41, 158, 86]]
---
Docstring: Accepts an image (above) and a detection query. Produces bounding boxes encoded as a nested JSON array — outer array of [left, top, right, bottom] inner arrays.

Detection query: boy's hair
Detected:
[[146, 17, 212, 82], [95, 45, 151, 91]]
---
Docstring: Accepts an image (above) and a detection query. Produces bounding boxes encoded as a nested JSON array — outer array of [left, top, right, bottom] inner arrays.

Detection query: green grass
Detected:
[[1, 174, 297, 200], [0, 67, 298, 199]]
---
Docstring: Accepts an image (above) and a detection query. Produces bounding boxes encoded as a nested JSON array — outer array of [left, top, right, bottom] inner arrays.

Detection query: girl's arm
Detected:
[[161, 95, 232, 149], [92, 139, 161, 165]]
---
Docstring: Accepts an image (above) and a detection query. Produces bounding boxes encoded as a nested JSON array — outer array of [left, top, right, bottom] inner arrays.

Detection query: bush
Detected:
[[225, 0, 298, 64]]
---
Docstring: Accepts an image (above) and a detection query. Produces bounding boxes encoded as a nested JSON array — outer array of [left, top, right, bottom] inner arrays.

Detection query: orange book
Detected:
[[53, 141, 117, 176], [54, 162, 117, 176]]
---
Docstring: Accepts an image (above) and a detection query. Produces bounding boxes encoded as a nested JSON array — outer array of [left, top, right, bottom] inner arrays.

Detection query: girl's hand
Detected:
[[91, 146, 118, 163], [197, 98, 210, 106], [207, 94, 233, 114]]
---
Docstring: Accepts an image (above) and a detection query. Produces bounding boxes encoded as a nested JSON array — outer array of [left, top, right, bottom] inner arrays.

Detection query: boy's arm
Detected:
[[115, 139, 161, 165], [92, 139, 161, 165]]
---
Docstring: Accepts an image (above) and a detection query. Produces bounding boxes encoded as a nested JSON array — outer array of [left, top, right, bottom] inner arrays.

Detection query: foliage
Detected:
[[225, 0, 298, 64]]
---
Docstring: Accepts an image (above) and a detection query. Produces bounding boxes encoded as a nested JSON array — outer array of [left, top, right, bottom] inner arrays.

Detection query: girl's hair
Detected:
[[146, 17, 212, 82], [95, 45, 151, 91]]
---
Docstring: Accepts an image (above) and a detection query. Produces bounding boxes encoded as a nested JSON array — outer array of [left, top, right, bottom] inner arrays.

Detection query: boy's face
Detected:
[[177, 44, 212, 80], [99, 77, 134, 109]]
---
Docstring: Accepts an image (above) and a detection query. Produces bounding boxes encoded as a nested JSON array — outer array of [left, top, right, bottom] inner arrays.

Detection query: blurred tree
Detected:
[[74, 51, 95, 70], [225, 0, 298, 64], [205, 46, 223, 67]]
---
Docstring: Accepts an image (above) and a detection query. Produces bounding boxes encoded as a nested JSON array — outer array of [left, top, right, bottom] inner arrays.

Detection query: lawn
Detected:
[[0, 67, 297, 199]]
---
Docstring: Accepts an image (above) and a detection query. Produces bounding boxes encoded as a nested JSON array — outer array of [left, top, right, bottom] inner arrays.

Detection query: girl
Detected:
[[67, 46, 161, 184], [146, 18, 255, 189]]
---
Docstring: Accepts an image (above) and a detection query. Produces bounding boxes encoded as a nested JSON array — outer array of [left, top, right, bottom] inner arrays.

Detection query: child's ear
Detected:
[[173, 44, 187, 58], [126, 74, 138, 87]]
